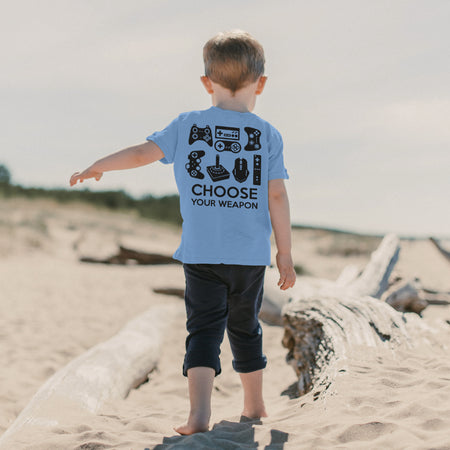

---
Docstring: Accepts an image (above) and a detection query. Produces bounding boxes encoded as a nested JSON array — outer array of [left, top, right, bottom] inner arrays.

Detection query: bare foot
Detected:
[[174, 414, 209, 435], [241, 406, 268, 420], [174, 423, 209, 435]]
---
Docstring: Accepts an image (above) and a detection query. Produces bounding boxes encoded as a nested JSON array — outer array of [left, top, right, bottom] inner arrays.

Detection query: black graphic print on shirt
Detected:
[[244, 127, 262, 151], [207, 155, 230, 182], [215, 125, 240, 140], [215, 140, 241, 153], [186, 123, 263, 211], [186, 150, 205, 179], [253, 155, 261, 185], [232, 158, 249, 183], [145, 110, 287, 264], [189, 124, 213, 146], [214, 126, 241, 153]]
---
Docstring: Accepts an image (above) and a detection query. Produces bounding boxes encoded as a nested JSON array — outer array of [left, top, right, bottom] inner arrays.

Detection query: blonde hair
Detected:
[[203, 30, 265, 93]]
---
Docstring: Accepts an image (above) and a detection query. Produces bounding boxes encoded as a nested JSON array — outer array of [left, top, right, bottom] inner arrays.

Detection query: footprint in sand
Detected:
[[337, 421, 398, 443]]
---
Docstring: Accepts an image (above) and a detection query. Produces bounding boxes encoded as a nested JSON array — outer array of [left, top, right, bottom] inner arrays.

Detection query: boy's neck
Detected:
[[212, 91, 255, 113], [207, 79, 263, 113]]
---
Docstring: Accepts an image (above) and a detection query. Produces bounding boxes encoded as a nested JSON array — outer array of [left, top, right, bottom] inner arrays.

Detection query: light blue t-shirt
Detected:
[[147, 106, 288, 265]]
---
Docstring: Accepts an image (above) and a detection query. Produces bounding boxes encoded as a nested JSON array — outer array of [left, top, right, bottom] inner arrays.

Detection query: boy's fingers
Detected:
[[278, 272, 289, 290], [70, 173, 80, 186], [277, 269, 296, 290]]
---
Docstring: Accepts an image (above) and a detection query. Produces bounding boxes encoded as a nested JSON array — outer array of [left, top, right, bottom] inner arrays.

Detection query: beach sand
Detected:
[[1, 198, 449, 449]]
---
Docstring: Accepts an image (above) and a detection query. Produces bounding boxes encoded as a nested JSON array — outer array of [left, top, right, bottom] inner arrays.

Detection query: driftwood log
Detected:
[[382, 274, 450, 310], [278, 234, 433, 396], [430, 237, 450, 263], [153, 287, 185, 299], [0, 304, 183, 447], [421, 289, 450, 306], [80, 245, 180, 265], [382, 280, 428, 313]]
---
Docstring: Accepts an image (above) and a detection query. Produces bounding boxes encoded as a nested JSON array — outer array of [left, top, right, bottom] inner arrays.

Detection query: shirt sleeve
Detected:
[[268, 126, 289, 180], [146, 116, 179, 165]]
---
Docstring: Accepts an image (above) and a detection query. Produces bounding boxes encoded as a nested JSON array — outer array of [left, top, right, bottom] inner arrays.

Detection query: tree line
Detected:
[[0, 164, 182, 225]]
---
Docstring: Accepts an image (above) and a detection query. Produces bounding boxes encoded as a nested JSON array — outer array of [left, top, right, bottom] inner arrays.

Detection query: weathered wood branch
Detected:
[[343, 233, 400, 298], [422, 286, 450, 296], [430, 237, 450, 263], [424, 293, 450, 305], [80, 245, 181, 265], [381, 280, 428, 314], [153, 288, 185, 299], [0, 304, 183, 447], [277, 234, 435, 397], [383, 275, 450, 310], [282, 293, 424, 395]]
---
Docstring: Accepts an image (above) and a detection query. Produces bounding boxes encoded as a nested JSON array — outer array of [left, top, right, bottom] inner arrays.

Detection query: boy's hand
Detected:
[[70, 168, 103, 186], [276, 252, 296, 290]]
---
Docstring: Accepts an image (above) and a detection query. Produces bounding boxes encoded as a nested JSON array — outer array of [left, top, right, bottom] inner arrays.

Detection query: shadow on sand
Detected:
[[151, 416, 289, 449]]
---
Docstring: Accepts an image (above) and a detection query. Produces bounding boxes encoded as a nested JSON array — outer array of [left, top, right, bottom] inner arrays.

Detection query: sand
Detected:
[[1, 198, 449, 449]]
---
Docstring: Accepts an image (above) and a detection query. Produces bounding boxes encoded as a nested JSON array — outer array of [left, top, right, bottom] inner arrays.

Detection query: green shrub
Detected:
[[0, 183, 182, 225], [0, 164, 11, 185]]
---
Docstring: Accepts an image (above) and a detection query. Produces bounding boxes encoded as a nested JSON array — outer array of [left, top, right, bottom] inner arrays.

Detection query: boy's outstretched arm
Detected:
[[268, 179, 296, 290], [70, 141, 164, 186]]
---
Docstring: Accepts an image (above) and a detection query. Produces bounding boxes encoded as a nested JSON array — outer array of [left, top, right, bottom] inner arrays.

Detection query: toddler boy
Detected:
[[70, 30, 296, 435]]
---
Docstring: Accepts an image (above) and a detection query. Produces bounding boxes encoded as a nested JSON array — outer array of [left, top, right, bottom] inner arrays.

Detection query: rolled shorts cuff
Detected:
[[232, 355, 267, 373], [183, 354, 222, 377]]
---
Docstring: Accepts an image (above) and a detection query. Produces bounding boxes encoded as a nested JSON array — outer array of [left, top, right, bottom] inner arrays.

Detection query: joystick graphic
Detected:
[[186, 150, 205, 179], [244, 127, 262, 151], [232, 158, 249, 183], [253, 154, 261, 185], [189, 124, 213, 146], [207, 155, 230, 182]]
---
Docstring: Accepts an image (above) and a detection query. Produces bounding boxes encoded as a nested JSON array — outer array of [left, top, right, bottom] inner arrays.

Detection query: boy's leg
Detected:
[[177, 264, 228, 434], [182, 264, 228, 377], [239, 369, 267, 419], [175, 366, 215, 435], [225, 265, 268, 418]]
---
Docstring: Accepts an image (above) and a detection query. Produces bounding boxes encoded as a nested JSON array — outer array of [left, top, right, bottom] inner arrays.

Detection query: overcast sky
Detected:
[[1, 0, 449, 236]]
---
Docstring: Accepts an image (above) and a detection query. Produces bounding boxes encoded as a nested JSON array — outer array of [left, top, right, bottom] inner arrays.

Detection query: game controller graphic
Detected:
[[253, 154, 261, 185], [215, 126, 240, 140], [189, 124, 213, 146], [232, 158, 249, 183], [186, 150, 205, 179], [207, 155, 230, 182], [215, 140, 241, 153], [244, 127, 262, 151], [214, 125, 241, 153]]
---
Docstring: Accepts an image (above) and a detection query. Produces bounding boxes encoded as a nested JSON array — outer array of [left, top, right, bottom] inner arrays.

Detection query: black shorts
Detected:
[[182, 263, 267, 376]]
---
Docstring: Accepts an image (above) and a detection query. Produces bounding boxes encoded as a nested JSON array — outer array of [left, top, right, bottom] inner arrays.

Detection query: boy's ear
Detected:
[[200, 76, 214, 94], [255, 76, 268, 95]]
